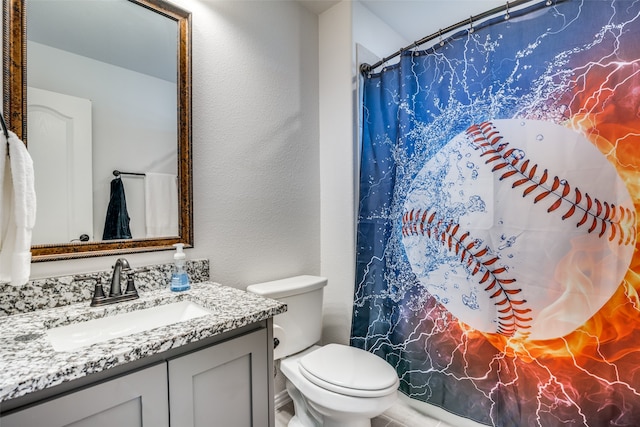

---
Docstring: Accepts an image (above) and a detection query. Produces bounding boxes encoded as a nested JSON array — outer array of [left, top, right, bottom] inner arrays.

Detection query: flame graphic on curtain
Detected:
[[352, 1, 640, 425]]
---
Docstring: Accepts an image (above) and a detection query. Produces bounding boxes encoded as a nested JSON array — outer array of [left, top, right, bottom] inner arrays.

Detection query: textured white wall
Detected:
[[27, 0, 321, 289]]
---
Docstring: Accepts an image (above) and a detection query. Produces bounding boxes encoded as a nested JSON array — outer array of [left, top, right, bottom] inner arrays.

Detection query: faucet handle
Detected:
[[72, 275, 107, 307], [90, 279, 107, 307], [124, 275, 139, 297]]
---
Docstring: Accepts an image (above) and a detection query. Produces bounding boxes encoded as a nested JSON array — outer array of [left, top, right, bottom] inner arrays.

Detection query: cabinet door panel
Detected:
[[169, 328, 269, 427], [1, 363, 168, 427], [193, 354, 252, 426], [67, 397, 141, 427]]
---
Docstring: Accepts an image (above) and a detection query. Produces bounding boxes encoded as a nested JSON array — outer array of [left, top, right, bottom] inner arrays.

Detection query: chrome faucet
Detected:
[[109, 258, 130, 297], [90, 258, 140, 307]]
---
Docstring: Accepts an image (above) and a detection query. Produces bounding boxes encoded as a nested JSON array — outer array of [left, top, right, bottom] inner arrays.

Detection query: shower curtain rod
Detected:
[[360, 0, 562, 74]]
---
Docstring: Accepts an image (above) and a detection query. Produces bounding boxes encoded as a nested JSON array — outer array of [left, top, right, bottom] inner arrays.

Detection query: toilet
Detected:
[[246, 275, 399, 427]]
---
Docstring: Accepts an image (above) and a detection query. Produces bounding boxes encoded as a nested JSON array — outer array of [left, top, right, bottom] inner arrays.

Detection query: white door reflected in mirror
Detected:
[[28, 87, 93, 244]]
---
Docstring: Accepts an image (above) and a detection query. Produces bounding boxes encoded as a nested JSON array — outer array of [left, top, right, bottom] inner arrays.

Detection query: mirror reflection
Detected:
[[3, 0, 193, 260], [27, 0, 178, 244]]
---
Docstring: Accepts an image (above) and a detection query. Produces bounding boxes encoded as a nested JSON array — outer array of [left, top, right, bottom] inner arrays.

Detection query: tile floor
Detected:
[[275, 399, 455, 427]]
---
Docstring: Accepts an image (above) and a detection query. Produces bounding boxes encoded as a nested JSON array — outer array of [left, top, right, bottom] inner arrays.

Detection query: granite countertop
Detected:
[[0, 282, 286, 403]]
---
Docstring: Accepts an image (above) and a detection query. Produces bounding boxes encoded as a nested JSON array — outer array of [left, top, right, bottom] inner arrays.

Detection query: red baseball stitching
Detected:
[[466, 121, 637, 246], [402, 209, 532, 337], [402, 121, 636, 337]]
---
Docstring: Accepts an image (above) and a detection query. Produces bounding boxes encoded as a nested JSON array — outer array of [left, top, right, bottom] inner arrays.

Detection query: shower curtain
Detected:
[[351, 1, 640, 426]]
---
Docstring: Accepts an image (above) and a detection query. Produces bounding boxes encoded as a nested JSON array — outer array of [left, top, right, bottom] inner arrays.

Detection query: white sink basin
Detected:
[[46, 301, 213, 352]]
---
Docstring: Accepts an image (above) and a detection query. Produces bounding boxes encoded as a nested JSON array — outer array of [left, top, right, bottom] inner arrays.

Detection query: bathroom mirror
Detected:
[[3, 0, 193, 261]]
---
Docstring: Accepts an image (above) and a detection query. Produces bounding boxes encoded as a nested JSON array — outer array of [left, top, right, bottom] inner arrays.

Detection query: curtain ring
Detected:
[[439, 29, 444, 46], [468, 16, 474, 33], [545, 0, 553, 5], [505, 1, 510, 20], [410, 41, 420, 56]]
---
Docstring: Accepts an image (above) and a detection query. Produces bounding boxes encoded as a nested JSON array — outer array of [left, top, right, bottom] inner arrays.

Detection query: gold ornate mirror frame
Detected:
[[2, 0, 193, 261]]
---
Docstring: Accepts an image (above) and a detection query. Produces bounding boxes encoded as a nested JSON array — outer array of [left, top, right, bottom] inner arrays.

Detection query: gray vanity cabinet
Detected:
[[169, 328, 270, 427], [0, 324, 274, 427], [1, 363, 169, 427]]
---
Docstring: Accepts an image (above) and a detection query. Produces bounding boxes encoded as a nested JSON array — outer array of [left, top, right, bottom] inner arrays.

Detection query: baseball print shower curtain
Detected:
[[352, 1, 640, 426]]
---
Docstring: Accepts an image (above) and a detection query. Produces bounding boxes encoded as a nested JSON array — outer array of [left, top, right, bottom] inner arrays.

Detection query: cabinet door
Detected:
[[1, 363, 169, 427], [169, 328, 270, 427]]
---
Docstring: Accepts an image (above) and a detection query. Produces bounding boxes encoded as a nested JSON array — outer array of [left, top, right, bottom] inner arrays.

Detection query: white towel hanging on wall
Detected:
[[145, 172, 178, 238], [0, 131, 36, 285]]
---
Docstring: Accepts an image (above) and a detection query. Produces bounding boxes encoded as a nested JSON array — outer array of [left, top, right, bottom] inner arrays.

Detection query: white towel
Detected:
[[0, 131, 36, 286], [145, 172, 178, 237]]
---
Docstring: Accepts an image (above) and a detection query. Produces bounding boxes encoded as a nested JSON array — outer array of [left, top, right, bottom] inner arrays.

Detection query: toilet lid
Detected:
[[298, 343, 399, 398]]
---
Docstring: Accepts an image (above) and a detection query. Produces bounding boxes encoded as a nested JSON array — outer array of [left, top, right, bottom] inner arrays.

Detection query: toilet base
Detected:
[[286, 381, 321, 427], [286, 379, 379, 427], [306, 398, 375, 427]]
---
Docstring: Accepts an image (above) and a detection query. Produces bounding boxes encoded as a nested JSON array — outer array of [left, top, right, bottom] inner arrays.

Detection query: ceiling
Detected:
[[300, 0, 512, 44]]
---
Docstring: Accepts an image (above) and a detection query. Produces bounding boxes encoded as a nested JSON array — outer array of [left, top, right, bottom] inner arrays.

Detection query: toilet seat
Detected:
[[298, 343, 399, 398]]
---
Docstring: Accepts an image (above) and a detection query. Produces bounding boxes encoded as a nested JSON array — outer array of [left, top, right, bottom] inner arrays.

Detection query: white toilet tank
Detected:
[[246, 275, 327, 359]]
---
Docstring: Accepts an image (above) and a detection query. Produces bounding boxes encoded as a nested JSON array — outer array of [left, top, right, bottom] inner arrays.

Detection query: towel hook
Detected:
[[0, 112, 9, 140], [1, 111, 9, 157]]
